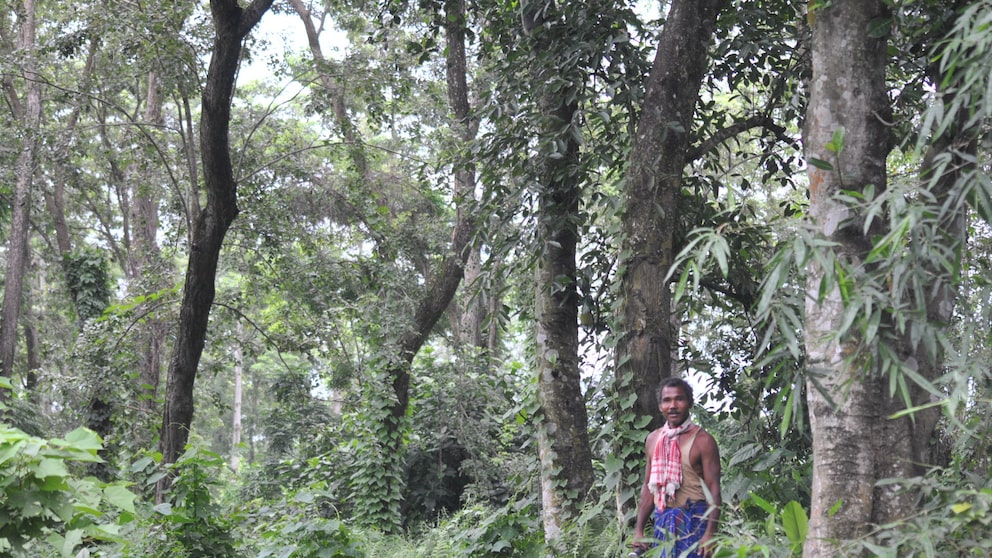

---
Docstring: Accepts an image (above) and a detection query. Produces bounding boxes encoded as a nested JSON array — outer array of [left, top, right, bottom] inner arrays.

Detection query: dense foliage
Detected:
[[0, 0, 990, 556]]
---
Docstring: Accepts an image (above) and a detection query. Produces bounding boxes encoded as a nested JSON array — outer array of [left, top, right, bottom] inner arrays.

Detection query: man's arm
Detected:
[[696, 430, 722, 557], [632, 429, 659, 549]]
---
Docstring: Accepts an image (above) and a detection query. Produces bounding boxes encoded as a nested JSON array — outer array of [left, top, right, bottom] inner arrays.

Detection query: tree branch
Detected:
[[688, 114, 792, 162]]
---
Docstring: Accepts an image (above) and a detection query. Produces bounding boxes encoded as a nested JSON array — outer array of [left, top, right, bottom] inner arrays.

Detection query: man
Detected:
[[631, 377, 721, 557]]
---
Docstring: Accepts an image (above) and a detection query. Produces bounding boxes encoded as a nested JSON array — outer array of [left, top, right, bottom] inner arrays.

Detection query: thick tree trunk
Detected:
[[158, 0, 274, 496], [534, 151, 594, 543], [614, 0, 725, 521], [522, 3, 595, 544], [0, 0, 41, 392], [802, 2, 900, 554]]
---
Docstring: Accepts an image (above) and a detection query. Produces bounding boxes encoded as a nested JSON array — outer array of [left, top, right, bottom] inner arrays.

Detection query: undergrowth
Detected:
[[4, 422, 989, 557]]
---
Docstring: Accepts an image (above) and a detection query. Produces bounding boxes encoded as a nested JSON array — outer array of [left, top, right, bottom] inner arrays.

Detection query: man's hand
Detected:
[[699, 533, 715, 558]]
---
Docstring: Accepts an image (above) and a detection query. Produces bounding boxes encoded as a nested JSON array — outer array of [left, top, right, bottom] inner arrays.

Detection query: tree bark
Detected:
[[535, 153, 594, 544], [386, 0, 476, 423], [131, 71, 169, 416], [158, 0, 275, 496], [444, 0, 485, 351], [614, 0, 726, 520], [231, 321, 244, 472], [802, 1, 896, 554], [22, 253, 40, 394], [900, 9, 978, 469], [0, 0, 42, 393], [522, 2, 596, 543]]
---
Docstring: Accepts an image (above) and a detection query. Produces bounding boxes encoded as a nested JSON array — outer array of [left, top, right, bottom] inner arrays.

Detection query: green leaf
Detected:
[[0, 439, 25, 465], [33, 457, 70, 479], [712, 236, 729, 277], [866, 18, 892, 39], [951, 502, 973, 514], [825, 126, 845, 153], [130, 456, 154, 472], [807, 157, 834, 171], [780, 386, 796, 439], [748, 492, 776, 515], [782, 500, 809, 546], [62, 528, 83, 558], [293, 490, 315, 503], [63, 428, 103, 452], [827, 498, 843, 516], [103, 484, 137, 513]]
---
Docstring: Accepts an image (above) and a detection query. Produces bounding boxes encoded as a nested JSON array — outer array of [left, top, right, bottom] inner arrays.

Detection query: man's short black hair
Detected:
[[657, 377, 694, 406]]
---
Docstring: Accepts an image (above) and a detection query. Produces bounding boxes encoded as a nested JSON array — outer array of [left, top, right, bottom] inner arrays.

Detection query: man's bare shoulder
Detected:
[[693, 427, 720, 456], [645, 426, 664, 445]]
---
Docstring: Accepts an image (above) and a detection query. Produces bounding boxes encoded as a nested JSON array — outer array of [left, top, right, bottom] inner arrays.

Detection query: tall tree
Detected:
[[802, 1, 900, 553], [263, 0, 482, 530], [519, 1, 596, 543], [613, 0, 726, 518], [0, 0, 42, 392], [158, 0, 275, 493], [799, 2, 984, 553], [128, 69, 170, 416], [443, 0, 485, 352]]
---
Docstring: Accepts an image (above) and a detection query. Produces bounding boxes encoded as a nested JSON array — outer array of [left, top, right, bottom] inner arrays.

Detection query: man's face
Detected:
[[659, 385, 692, 428]]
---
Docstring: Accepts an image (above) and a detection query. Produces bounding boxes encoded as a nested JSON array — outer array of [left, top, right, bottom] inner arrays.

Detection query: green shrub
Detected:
[[866, 473, 992, 557], [245, 483, 365, 558], [155, 447, 239, 557], [433, 498, 543, 557], [0, 424, 136, 557]]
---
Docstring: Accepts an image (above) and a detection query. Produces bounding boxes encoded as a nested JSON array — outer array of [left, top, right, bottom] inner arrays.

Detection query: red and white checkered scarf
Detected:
[[648, 421, 695, 511]]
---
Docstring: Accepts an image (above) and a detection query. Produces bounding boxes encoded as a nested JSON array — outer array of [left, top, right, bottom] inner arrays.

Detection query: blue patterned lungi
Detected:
[[652, 499, 709, 558]]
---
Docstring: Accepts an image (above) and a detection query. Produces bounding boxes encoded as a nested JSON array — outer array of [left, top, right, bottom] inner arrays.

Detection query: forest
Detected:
[[1, 0, 990, 556]]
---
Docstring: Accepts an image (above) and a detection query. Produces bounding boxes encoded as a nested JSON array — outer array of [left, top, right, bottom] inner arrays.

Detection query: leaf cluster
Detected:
[[0, 425, 136, 557]]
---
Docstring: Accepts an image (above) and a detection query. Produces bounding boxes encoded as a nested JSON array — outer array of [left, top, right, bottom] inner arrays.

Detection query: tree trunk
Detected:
[[289, 0, 398, 258], [289, 0, 368, 180], [22, 316, 39, 392], [0, 0, 42, 393], [902, 15, 978, 469], [41, 36, 121, 469], [802, 2, 897, 554], [22, 255, 40, 394], [158, 0, 275, 497], [231, 322, 244, 472], [383, 115, 475, 524], [444, 0, 484, 351], [522, 3, 596, 544], [614, 0, 726, 521], [346, 0, 479, 531], [132, 71, 169, 416], [535, 161, 594, 543]]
